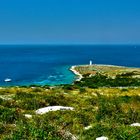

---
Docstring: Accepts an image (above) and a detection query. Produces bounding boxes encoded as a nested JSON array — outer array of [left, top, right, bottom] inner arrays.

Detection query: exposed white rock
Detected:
[[25, 114, 32, 118], [12, 124, 16, 127], [84, 125, 92, 130], [100, 92, 104, 95], [0, 95, 12, 101], [96, 136, 108, 140], [35, 106, 74, 115], [130, 123, 140, 127], [92, 92, 98, 96], [62, 131, 77, 140]]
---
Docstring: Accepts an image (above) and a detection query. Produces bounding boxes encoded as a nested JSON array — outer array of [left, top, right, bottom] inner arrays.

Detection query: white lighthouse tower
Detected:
[[89, 60, 92, 65]]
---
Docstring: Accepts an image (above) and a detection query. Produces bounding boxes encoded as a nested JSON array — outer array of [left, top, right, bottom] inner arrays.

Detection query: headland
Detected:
[[70, 64, 140, 80]]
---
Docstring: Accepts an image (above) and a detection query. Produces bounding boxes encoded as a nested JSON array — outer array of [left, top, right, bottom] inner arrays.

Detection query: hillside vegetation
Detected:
[[0, 65, 140, 139]]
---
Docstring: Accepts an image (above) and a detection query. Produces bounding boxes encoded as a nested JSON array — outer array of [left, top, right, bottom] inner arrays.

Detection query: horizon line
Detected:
[[0, 43, 140, 46]]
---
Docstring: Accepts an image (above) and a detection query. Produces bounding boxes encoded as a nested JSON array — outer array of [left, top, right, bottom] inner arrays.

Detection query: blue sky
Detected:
[[0, 0, 140, 44]]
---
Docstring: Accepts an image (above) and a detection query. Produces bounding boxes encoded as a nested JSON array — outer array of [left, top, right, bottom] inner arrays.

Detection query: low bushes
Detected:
[[75, 73, 140, 88], [0, 86, 140, 139]]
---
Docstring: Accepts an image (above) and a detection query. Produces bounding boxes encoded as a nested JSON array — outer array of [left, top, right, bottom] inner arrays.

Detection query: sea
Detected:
[[0, 45, 140, 86]]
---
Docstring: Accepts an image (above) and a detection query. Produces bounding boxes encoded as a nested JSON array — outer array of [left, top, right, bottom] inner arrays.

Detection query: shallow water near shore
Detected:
[[0, 45, 140, 86]]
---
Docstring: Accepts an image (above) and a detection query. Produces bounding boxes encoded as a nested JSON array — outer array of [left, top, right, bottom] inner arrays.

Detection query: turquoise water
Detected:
[[0, 45, 140, 86]]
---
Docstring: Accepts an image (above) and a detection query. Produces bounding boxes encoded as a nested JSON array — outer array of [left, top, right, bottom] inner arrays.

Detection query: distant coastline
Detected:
[[70, 64, 140, 82], [70, 66, 83, 81]]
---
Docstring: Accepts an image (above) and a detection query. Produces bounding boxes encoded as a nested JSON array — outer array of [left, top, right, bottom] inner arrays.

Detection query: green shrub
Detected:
[[0, 107, 21, 123]]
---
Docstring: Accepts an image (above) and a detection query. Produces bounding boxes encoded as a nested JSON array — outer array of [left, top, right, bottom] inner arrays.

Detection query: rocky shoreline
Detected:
[[70, 66, 83, 81]]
